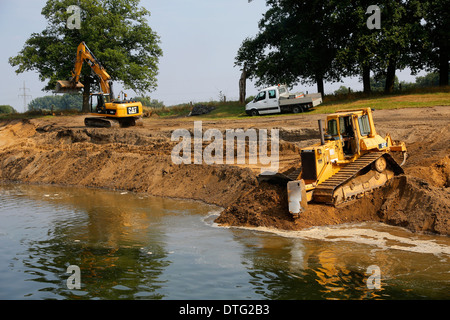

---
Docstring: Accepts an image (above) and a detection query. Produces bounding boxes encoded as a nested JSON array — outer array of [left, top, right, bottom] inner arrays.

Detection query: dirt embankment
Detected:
[[0, 106, 449, 235], [0, 118, 258, 208]]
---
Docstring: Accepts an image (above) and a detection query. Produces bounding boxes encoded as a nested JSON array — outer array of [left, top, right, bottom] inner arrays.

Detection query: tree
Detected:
[[370, 75, 399, 92], [242, 0, 440, 95], [421, 0, 450, 86], [415, 72, 440, 87], [333, 85, 351, 95], [334, 0, 380, 94], [28, 94, 83, 111], [238, 65, 247, 104], [9, 0, 162, 112], [0, 105, 17, 114], [134, 96, 165, 108], [374, 1, 413, 93], [236, 0, 350, 97]]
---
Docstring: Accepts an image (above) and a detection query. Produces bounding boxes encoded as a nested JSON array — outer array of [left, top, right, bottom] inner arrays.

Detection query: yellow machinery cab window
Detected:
[[327, 119, 338, 136], [358, 114, 371, 136]]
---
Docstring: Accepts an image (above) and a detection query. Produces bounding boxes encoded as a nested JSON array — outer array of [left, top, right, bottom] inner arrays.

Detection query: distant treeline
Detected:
[[28, 94, 83, 112], [0, 105, 18, 114], [26, 94, 166, 112], [334, 72, 447, 94]]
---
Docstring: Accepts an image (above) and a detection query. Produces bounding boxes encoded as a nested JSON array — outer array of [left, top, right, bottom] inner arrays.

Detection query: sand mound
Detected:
[[0, 106, 449, 235], [215, 171, 450, 235]]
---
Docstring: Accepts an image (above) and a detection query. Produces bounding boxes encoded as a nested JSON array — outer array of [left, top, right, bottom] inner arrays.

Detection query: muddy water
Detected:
[[0, 183, 448, 300]]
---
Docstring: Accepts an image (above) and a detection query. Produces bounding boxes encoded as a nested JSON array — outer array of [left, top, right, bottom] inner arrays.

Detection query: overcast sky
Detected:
[[0, 0, 426, 112]]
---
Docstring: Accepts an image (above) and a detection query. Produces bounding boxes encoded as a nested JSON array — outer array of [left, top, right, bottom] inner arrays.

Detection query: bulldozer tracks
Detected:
[[313, 152, 386, 204]]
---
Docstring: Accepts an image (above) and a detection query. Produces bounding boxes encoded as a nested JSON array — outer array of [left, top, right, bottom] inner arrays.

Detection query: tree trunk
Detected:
[[82, 76, 91, 113], [438, 41, 449, 86], [316, 76, 324, 98], [239, 65, 247, 104], [384, 58, 396, 93], [362, 65, 371, 94]]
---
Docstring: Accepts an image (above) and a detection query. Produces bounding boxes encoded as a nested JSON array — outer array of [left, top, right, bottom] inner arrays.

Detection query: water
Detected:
[[0, 183, 449, 300]]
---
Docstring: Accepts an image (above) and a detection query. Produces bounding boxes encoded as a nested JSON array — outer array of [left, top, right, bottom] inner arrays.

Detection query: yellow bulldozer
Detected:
[[261, 107, 407, 217], [55, 42, 143, 128]]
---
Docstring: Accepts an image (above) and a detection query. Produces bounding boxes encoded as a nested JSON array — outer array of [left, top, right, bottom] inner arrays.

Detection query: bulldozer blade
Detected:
[[287, 180, 308, 217], [257, 171, 293, 185], [55, 80, 84, 94]]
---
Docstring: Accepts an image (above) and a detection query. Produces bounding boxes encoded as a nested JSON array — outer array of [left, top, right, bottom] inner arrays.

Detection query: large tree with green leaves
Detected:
[[371, 0, 425, 93], [334, 0, 381, 94], [9, 0, 162, 112], [236, 0, 351, 97], [241, 0, 446, 95], [420, 0, 449, 86]]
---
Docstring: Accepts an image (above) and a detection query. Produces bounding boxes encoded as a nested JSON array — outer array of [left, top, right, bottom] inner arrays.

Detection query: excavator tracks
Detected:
[[84, 116, 143, 128], [313, 152, 402, 205]]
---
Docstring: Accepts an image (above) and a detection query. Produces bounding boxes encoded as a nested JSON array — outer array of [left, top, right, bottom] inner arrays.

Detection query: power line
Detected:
[[18, 81, 32, 111]]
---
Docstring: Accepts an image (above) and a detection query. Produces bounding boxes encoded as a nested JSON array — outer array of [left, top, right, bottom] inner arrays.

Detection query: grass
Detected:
[[148, 101, 247, 120], [313, 90, 450, 114], [151, 86, 450, 120], [0, 109, 84, 120], [200, 102, 246, 119], [2, 86, 449, 121]]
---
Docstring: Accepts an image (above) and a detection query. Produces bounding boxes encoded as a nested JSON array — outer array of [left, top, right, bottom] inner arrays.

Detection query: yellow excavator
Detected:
[[55, 42, 143, 128], [260, 107, 407, 217]]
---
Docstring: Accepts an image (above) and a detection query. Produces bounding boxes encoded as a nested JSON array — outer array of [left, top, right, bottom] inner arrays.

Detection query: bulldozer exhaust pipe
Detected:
[[318, 119, 325, 145]]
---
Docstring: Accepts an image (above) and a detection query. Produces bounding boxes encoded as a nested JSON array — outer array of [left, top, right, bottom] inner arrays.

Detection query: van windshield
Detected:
[[255, 91, 266, 102]]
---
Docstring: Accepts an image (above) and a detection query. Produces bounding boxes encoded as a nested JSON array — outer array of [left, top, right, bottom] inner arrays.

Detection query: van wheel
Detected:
[[292, 106, 302, 113], [250, 109, 259, 116]]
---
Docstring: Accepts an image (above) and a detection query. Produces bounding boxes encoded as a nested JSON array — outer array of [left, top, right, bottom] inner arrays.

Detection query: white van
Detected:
[[245, 85, 322, 116]]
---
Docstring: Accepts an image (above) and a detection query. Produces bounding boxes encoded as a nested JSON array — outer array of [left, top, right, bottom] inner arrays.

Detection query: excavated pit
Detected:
[[0, 106, 449, 235]]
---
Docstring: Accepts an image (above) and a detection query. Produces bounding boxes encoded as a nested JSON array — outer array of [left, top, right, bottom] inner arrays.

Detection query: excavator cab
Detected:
[[89, 93, 108, 113]]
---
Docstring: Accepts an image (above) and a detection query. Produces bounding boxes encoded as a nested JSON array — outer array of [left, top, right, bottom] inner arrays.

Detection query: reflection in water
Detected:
[[0, 184, 205, 299], [0, 183, 449, 300], [19, 190, 160, 299], [230, 225, 450, 300]]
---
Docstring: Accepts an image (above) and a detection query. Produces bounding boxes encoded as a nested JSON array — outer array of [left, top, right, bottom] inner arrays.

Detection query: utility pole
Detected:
[[18, 81, 32, 111]]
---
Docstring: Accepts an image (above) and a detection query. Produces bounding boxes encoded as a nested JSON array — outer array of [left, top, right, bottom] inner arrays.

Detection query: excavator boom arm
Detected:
[[55, 42, 113, 96], [72, 42, 112, 94]]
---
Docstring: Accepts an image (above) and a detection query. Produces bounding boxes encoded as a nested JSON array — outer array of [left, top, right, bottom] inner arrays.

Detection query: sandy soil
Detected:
[[0, 106, 449, 235]]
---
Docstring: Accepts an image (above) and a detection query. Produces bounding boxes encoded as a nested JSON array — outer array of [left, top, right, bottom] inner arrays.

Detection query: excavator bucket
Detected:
[[55, 80, 84, 94]]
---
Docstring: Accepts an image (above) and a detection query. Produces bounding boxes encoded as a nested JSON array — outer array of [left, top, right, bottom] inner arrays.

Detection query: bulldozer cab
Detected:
[[325, 114, 359, 156], [324, 108, 381, 158]]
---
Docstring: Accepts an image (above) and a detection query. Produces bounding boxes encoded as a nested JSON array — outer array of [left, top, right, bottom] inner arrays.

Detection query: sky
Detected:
[[0, 0, 427, 112]]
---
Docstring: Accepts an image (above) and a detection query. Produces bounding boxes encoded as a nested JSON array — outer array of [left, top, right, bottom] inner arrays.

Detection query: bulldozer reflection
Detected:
[[311, 248, 384, 299], [237, 231, 386, 299]]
